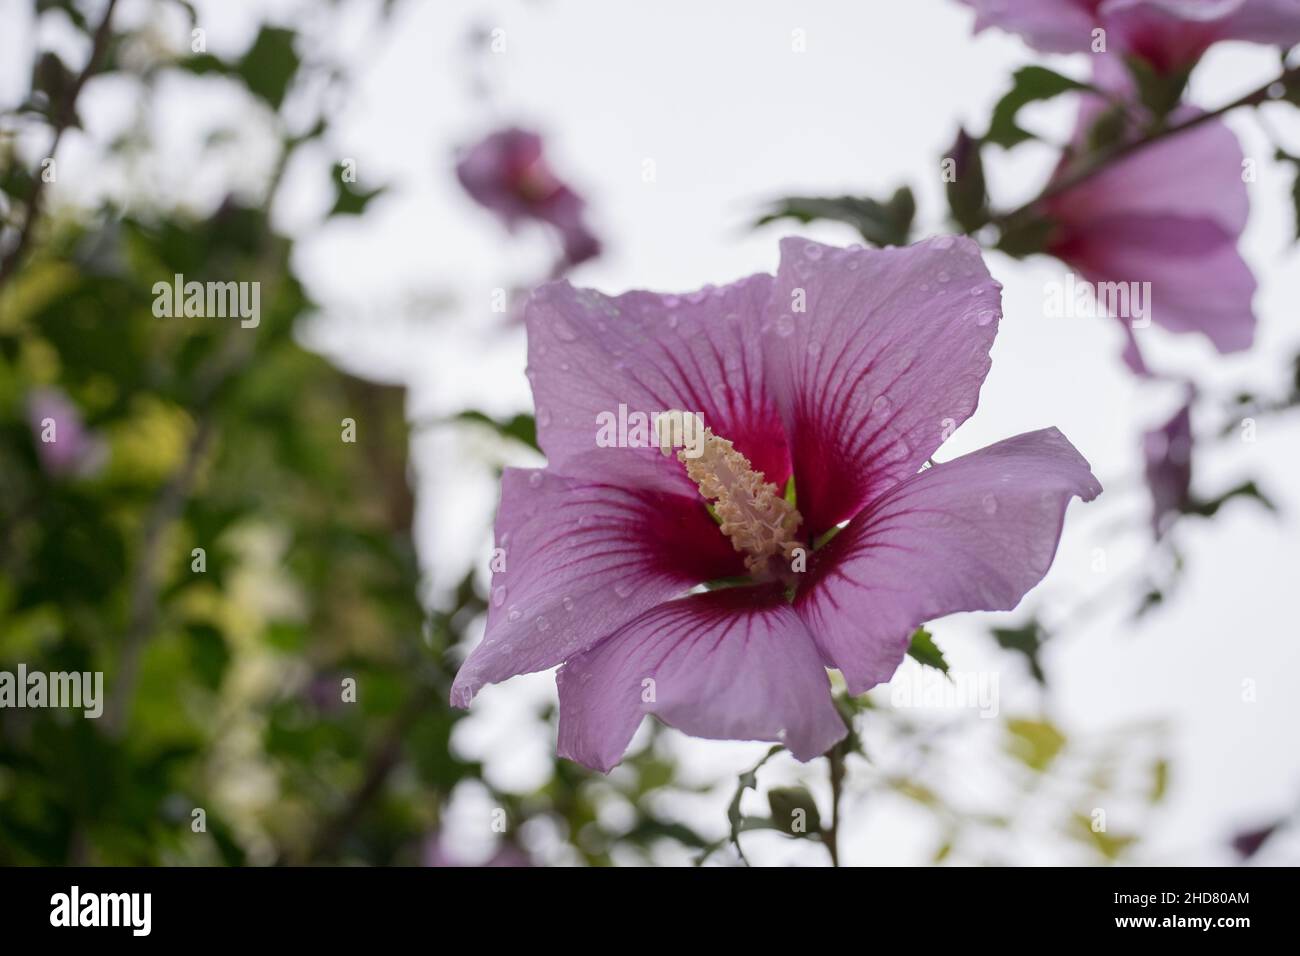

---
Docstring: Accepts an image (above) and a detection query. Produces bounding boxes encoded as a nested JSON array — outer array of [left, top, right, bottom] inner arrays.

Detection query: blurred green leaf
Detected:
[[986, 66, 1089, 149], [237, 27, 299, 110], [1005, 718, 1066, 772], [945, 128, 989, 233], [767, 786, 821, 837], [756, 188, 916, 247], [990, 619, 1048, 684], [455, 410, 539, 452]]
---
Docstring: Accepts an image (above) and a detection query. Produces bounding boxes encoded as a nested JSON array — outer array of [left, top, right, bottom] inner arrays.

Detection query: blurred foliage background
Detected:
[[1, 0, 1293, 867]]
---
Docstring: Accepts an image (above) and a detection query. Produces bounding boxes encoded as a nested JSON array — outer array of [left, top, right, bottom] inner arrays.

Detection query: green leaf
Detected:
[[1275, 149, 1300, 240], [1184, 480, 1276, 519], [1125, 57, 1190, 121], [1005, 718, 1066, 772], [237, 26, 300, 110], [1150, 758, 1170, 804], [1071, 812, 1137, 860], [906, 626, 949, 675], [990, 619, 1048, 683], [329, 164, 386, 217], [767, 786, 821, 837], [1086, 104, 1129, 153], [986, 66, 1090, 149], [994, 214, 1054, 259], [944, 128, 989, 233], [756, 187, 915, 247], [453, 410, 539, 452]]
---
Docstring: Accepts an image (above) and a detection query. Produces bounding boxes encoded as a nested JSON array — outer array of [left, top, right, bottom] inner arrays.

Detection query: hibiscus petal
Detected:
[[1052, 116, 1248, 235], [556, 587, 846, 772], [1102, 0, 1240, 72], [1218, 0, 1300, 45], [763, 236, 1002, 538], [958, 0, 1101, 53], [1056, 215, 1256, 352], [450, 468, 742, 707], [795, 428, 1101, 694], [525, 273, 789, 495], [1048, 112, 1256, 353]]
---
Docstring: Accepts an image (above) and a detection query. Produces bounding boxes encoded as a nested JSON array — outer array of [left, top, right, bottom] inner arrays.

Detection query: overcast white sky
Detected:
[[5, 0, 1299, 865]]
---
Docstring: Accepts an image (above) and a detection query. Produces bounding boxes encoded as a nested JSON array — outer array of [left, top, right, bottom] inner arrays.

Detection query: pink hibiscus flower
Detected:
[[451, 237, 1101, 772], [959, 0, 1300, 73], [455, 126, 601, 269], [1041, 60, 1256, 369]]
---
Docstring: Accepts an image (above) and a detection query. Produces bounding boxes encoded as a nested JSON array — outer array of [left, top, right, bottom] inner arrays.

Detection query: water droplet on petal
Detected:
[[664, 295, 681, 308], [492, 586, 507, 607], [937, 271, 951, 284], [933, 236, 954, 250], [802, 243, 824, 260], [774, 315, 795, 337], [807, 342, 822, 358], [562, 595, 575, 612], [537, 408, 552, 427], [535, 616, 550, 633], [553, 321, 578, 342], [507, 605, 522, 623], [528, 472, 544, 488], [872, 395, 892, 415], [614, 581, 633, 598], [982, 493, 999, 515], [975, 309, 996, 327], [667, 313, 679, 329]]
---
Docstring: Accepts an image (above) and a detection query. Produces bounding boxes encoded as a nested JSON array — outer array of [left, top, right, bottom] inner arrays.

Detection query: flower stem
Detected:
[[990, 64, 1300, 230], [825, 745, 845, 867]]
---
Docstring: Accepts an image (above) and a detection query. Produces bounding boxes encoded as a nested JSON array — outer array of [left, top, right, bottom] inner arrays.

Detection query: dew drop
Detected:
[[802, 243, 824, 260], [537, 408, 552, 427], [774, 314, 795, 337], [667, 313, 679, 329], [492, 586, 507, 607], [528, 472, 544, 488], [937, 271, 951, 284], [981, 493, 999, 515], [933, 236, 955, 250], [872, 395, 892, 415], [562, 595, 575, 612], [535, 616, 550, 633], [614, 581, 633, 598], [553, 321, 578, 342], [507, 605, 522, 623], [975, 309, 996, 327], [807, 342, 822, 358]]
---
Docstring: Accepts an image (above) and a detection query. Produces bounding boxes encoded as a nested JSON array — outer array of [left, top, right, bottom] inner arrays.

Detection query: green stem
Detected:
[[990, 64, 1299, 231]]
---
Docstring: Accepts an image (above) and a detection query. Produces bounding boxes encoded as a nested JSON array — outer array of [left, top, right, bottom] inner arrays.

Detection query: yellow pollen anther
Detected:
[[658, 413, 803, 578]]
